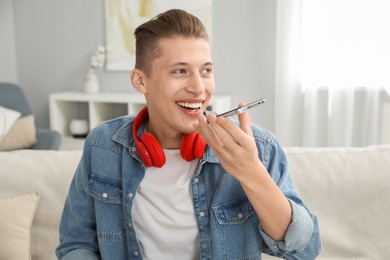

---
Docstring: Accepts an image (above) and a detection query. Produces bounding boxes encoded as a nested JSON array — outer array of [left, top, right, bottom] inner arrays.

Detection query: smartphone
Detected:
[[217, 98, 266, 118]]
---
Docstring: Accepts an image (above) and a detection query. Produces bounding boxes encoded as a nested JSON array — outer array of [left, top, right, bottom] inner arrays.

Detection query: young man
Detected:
[[56, 9, 320, 259]]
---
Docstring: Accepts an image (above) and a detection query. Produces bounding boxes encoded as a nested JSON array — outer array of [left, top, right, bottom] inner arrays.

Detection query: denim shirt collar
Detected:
[[110, 115, 138, 150]]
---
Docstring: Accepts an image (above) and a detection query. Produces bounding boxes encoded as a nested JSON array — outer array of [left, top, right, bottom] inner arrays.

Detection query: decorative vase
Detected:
[[83, 68, 99, 94], [69, 119, 89, 138]]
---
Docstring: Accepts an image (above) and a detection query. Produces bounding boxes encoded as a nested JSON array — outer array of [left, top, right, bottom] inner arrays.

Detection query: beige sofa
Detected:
[[1, 145, 389, 260]]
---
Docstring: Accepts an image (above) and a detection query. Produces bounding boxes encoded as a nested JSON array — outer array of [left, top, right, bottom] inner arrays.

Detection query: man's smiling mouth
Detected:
[[176, 101, 203, 110]]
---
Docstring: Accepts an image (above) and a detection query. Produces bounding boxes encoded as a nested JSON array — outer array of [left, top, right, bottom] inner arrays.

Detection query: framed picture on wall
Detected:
[[104, 0, 213, 71]]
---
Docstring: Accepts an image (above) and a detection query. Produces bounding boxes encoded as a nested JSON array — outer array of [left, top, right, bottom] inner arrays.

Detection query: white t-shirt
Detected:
[[132, 149, 200, 259]]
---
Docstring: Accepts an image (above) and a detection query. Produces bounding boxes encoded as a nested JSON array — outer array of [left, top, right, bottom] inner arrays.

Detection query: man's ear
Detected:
[[130, 69, 147, 94]]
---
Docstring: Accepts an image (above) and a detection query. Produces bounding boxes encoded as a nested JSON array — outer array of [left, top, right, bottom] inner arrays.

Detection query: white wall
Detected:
[[3, 0, 276, 130], [0, 0, 18, 83], [212, 0, 276, 131]]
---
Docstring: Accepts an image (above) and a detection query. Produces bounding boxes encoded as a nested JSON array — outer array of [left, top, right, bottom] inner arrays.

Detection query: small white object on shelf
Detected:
[[83, 45, 108, 94], [69, 119, 89, 138], [83, 68, 99, 94]]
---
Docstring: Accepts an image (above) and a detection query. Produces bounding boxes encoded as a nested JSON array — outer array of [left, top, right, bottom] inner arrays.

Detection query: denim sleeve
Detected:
[[260, 200, 320, 258], [56, 130, 101, 259], [60, 249, 100, 260], [257, 133, 321, 259]]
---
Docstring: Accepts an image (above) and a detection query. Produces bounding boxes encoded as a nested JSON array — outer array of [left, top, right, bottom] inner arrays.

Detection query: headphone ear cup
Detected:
[[140, 132, 166, 167], [180, 133, 206, 161], [193, 133, 207, 159], [135, 139, 153, 167]]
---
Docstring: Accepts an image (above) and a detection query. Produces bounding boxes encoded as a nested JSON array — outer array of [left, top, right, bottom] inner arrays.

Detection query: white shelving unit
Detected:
[[50, 91, 231, 149]]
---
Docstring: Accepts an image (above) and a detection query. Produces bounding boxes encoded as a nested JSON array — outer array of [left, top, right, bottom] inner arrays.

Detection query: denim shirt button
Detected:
[[133, 251, 139, 256], [102, 192, 108, 198], [202, 243, 208, 249], [128, 192, 134, 198], [238, 213, 244, 219], [193, 178, 199, 183], [199, 211, 205, 217]]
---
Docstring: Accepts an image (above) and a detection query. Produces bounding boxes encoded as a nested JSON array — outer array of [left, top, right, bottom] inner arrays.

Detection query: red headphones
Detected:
[[132, 107, 206, 167]]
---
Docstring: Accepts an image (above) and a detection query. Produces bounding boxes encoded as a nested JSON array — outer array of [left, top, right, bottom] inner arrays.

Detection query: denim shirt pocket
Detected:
[[85, 174, 123, 204], [212, 198, 263, 259], [85, 174, 126, 246], [213, 198, 255, 224]]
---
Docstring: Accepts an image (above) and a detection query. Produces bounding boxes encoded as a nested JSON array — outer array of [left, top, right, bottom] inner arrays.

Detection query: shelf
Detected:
[[50, 92, 145, 137]]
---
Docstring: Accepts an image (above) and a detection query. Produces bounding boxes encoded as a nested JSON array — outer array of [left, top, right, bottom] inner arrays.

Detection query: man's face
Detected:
[[142, 36, 215, 142]]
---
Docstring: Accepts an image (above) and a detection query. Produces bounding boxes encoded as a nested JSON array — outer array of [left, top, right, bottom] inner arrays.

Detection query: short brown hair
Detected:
[[134, 9, 209, 76]]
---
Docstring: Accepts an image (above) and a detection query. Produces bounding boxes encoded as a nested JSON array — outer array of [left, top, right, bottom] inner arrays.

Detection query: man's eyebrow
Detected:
[[168, 62, 189, 68], [168, 61, 214, 68]]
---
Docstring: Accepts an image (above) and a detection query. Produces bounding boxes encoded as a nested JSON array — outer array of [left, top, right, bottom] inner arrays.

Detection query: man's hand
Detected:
[[194, 103, 262, 183]]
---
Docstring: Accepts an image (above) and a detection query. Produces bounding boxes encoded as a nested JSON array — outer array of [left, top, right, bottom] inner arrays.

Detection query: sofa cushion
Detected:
[[283, 145, 390, 259], [0, 192, 40, 260], [0, 150, 82, 260], [0, 114, 36, 151], [0, 105, 21, 140]]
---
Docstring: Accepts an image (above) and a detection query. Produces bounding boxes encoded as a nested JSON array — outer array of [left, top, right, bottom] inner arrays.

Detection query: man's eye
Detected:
[[173, 69, 186, 74], [202, 68, 213, 74]]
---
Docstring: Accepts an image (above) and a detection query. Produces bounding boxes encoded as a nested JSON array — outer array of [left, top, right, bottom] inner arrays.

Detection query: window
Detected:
[[301, 0, 390, 89]]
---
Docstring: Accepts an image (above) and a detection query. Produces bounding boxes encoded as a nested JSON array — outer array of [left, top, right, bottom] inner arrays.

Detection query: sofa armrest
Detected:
[[33, 128, 61, 150]]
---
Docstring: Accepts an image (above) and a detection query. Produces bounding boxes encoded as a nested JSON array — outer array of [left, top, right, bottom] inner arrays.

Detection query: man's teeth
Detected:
[[176, 102, 202, 109]]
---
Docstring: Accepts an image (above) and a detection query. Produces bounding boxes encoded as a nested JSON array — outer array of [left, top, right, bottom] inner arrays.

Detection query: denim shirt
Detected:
[[56, 115, 321, 260]]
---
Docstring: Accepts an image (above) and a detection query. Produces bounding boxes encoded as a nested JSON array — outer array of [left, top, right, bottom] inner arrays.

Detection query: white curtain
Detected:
[[275, 0, 390, 147], [302, 86, 388, 147]]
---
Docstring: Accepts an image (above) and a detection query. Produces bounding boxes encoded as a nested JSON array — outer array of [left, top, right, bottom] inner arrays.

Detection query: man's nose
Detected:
[[186, 73, 205, 95]]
